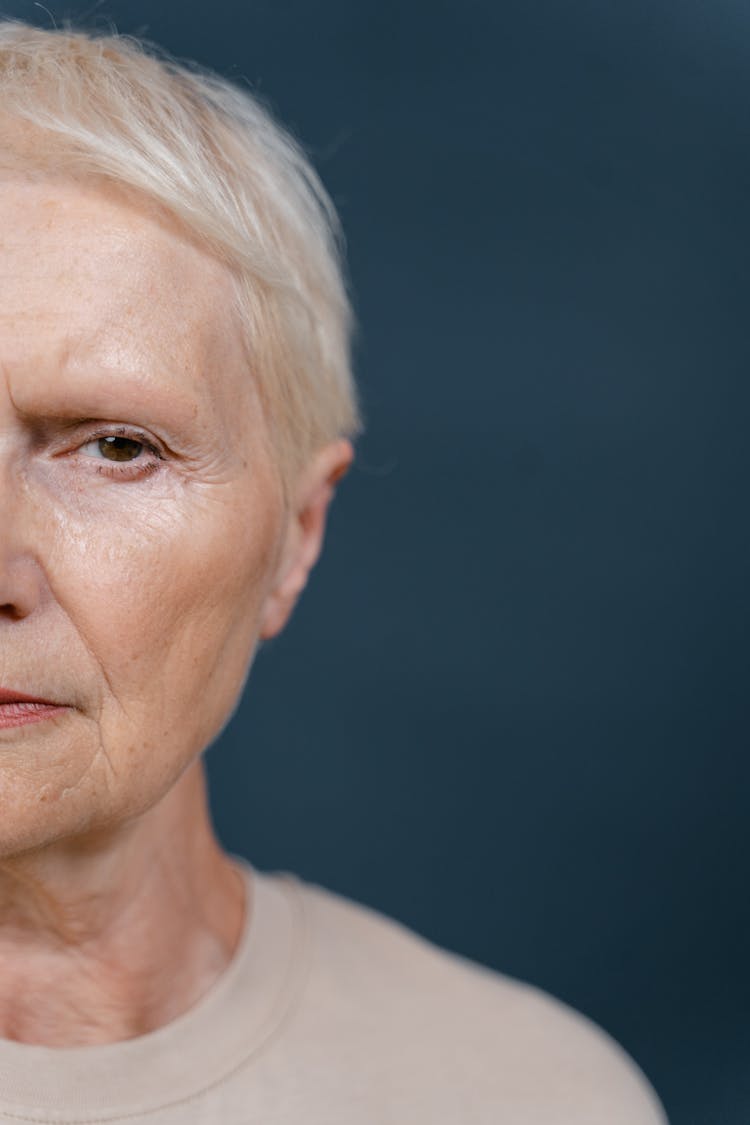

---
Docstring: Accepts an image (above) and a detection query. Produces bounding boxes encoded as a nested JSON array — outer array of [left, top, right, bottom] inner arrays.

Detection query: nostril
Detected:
[[0, 560, 44, 620], [0, 598, 36, 625], [0, 601, 31, 621]]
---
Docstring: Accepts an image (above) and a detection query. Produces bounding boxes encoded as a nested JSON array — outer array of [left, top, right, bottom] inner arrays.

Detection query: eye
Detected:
[[80, 435, 146, 463], [71, 428, 164, 480]]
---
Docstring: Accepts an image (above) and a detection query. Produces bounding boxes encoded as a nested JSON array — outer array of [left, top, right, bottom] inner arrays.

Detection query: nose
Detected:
[[0, 469, 44, 621], [0, 557, 42, 620]]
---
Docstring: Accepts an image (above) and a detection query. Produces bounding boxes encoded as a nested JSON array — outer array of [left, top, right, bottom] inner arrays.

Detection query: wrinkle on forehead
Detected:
[[0, 171, 253, 429]]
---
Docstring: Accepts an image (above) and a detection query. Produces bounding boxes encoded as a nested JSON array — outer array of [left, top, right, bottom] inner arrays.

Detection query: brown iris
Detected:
[[98, 436, 143, 462]]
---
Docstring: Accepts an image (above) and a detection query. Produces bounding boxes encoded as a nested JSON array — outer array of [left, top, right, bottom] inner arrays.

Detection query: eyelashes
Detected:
[[70, 426, 165, 481]]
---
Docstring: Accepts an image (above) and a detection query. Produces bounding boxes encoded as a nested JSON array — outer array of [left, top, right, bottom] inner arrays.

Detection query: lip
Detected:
[[0, 687, 61, 706], [0, 687, 71, 730]]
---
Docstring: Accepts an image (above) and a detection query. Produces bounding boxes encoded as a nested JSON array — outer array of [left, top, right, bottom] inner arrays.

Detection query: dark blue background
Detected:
[[4, 2, 749, 1121]]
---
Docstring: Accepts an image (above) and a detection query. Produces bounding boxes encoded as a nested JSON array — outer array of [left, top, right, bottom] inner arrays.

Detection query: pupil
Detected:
[[98, 436, 142, 462]]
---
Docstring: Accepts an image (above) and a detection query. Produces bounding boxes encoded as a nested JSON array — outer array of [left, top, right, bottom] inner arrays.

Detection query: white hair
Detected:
[[0, 19, 362, 490]]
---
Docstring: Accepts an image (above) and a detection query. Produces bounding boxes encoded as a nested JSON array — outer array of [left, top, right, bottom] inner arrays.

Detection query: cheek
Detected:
[[42, 475, 281, 752]]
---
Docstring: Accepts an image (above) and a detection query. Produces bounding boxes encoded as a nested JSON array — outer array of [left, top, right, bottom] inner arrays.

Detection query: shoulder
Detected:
[[290, 876, 667, 1125]]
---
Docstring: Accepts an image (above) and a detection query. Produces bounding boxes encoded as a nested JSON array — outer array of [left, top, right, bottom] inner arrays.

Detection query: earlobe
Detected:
[[258, 439, 353, 641]]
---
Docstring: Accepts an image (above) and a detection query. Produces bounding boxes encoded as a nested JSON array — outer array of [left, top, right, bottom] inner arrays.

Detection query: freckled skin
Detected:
[[0, 171, 352, 1044]]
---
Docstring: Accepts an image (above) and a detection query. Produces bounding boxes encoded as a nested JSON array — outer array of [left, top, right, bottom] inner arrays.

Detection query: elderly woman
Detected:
[[0, 20, 666, 1125]]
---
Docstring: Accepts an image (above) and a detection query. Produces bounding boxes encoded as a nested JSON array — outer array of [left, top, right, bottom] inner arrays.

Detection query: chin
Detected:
[[0, 744, 143, 863]]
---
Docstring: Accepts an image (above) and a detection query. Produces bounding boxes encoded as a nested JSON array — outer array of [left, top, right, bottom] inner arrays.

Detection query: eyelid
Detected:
[[77, 425, 164, 457], [57, 423, 167, 482]]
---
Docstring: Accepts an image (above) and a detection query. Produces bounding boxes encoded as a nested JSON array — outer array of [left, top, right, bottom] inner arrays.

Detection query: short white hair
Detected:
[[0, 19, 362, 490]]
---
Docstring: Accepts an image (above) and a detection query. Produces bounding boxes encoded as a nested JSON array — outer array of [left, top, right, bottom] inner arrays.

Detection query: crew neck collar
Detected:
[[0, 858, 308, 1121]]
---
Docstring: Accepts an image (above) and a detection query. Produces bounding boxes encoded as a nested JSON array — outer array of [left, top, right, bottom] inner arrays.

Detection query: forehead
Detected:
[[0, 172, 248, 414]]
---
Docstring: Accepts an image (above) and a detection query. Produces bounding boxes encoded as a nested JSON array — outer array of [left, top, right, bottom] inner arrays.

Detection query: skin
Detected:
[[0, 170, 352, 1045]]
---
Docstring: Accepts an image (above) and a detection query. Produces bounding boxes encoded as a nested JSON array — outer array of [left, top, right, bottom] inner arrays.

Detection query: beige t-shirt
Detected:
[[0, 858, 667, 1124]]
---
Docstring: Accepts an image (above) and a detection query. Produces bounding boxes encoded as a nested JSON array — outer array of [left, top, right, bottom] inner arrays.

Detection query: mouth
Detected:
[[0, 688, 71, 729]]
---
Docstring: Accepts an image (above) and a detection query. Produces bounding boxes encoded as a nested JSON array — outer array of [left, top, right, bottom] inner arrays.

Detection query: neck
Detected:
[[0, 759, 246, 1046]]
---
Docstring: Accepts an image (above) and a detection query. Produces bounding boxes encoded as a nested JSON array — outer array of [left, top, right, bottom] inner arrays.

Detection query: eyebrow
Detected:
[[10, 373, 203, 434]]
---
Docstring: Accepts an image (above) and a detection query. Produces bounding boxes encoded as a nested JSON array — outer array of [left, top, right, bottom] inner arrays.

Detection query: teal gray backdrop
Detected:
[[3, 2, 748, 1122]]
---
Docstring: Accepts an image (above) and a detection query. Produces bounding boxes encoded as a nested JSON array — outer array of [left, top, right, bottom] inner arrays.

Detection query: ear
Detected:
[[259, 439, 354, 641]]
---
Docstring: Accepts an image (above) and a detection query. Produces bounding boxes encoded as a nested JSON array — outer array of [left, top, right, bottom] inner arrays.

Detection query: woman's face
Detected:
[[0, 173, 289, 855]]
